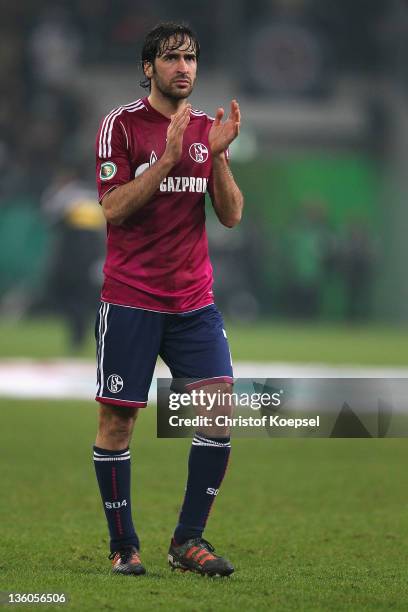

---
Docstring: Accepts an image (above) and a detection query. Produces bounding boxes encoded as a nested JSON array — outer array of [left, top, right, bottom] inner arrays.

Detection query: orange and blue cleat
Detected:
[[168, 537, 234, 577], [109, 546, 146, 576]]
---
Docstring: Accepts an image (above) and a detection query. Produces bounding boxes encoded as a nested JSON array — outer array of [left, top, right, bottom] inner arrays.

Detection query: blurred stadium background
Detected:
[[2, 3, 408, 610], [1, 0, 408, 382], [2, 0, 408, 353]]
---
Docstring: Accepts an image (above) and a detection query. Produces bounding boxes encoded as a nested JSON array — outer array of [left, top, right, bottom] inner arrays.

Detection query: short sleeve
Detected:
[[96, 111, 132, 203]]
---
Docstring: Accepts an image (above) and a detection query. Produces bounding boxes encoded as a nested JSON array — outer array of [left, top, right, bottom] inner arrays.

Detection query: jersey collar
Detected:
[[143, 96, 172, 122]]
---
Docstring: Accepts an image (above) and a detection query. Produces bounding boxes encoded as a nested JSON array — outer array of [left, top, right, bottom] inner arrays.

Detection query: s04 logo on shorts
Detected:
[[105, 499, 127, 509], [206, 487, 219, 496], [107, 374, 124, 393]]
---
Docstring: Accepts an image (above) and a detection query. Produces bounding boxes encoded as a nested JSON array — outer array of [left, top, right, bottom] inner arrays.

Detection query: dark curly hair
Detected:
[[140, 22, 200, 89]]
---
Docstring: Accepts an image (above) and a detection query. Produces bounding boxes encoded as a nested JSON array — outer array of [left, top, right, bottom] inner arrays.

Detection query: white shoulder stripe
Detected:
[[99, 99, 141, 155], [99, 99, 144, 158], [99, 101, 139, 158], [100, 100, 144, 158], [191, 109, 213, 120], [102, 101, 144, 158], [105, 102, 145, 158]]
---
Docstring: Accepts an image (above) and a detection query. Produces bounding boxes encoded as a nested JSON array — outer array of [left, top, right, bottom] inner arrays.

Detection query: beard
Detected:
[[152, 71, 194, 101]]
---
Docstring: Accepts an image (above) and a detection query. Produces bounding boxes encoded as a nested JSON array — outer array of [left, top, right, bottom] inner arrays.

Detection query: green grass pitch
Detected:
[[0, 317, 408, 364], [1, 399, 408, 611]]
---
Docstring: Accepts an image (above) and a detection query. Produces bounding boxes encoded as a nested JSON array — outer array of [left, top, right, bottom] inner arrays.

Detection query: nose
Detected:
[[177, 57, 189, 72]]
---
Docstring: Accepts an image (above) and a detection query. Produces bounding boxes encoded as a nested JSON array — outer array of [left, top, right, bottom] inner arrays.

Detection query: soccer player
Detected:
[[93, 22, 243, 577]]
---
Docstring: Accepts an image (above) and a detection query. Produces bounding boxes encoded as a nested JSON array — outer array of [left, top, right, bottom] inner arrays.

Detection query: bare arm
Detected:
[[102, 156, 173, 225], [102, 104, 191, 225], [211, 154, 243, 228], [208, 100, 244, 228]]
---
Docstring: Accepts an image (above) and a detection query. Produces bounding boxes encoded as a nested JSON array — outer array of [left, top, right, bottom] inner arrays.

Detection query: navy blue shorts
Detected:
[[95, 302, 234, 408]]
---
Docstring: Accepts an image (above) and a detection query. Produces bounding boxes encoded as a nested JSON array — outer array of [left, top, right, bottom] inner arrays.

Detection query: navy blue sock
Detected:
[[93, 446, 140, 553], [173, 433, 231, 545]]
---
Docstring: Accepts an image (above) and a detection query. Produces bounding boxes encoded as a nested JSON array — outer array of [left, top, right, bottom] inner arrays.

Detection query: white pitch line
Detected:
[[0, 359, 407, 401]]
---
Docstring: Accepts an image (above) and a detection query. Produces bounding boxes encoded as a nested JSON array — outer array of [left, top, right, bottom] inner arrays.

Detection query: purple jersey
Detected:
[[96, 96, 218, 313]]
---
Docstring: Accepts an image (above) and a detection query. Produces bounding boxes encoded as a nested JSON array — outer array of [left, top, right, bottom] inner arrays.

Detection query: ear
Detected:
[[144, 61, 153, 79]]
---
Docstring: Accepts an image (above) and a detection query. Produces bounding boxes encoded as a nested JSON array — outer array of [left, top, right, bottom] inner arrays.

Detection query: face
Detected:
[[145, 36, 198, 100]]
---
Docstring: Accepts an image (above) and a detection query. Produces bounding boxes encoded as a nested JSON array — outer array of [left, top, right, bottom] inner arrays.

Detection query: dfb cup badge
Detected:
[[189, 143, 209, 163], [107, 374, 124, 394]]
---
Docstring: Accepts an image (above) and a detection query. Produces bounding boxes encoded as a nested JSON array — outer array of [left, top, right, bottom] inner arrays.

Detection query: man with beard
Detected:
[[93, 22, 243, 577]]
